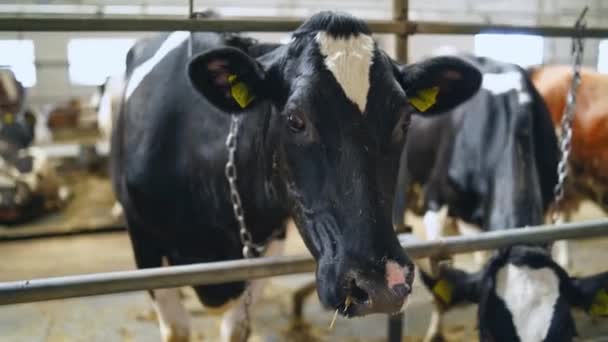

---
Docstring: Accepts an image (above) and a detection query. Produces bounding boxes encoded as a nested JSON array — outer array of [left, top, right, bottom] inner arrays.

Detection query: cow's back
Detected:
[[531, 65, 608, 185], [112, 32, 235, 233]]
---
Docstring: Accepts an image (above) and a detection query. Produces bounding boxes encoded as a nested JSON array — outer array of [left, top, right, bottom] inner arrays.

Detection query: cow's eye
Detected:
[[287, 113, 306, 133]]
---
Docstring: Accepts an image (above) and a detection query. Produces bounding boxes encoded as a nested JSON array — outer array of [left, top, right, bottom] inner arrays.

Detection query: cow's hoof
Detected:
[[160, 324, 190, 342]]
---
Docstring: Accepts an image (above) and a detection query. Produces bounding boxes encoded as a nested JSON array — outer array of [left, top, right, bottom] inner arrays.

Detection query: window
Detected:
[[474, 34, 544, 67], [597, 40, 608, 73], [0, 40, 36, 87], [68, 38, 135, 86]]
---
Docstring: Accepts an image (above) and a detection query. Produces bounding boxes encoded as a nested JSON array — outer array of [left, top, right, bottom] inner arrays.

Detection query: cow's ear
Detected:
[[568, 271, 608, 317], [397, 56, 482, 115], [419, 264, 482, 309], [188, 47, 267, 113]]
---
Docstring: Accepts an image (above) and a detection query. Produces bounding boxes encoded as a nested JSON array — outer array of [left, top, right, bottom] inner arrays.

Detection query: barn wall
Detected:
[[3, 0, 607, 107]]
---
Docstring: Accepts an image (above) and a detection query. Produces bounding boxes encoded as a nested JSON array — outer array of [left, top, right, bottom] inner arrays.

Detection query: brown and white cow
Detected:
[[530, 65, 608, 215]]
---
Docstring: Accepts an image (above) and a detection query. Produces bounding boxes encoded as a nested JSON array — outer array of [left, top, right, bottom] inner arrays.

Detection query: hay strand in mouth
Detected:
[[329, 295, 353, 330], [329, 308, 339, 330], [344, 296, 352, 313]]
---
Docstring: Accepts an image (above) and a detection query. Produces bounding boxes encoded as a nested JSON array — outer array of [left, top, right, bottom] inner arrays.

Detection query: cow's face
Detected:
[[421, 245, 608, 341], [189, 11, 481, 316]]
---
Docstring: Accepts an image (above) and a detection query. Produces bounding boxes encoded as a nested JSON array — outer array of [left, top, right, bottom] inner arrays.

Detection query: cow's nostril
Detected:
[[348, 279, 370, 305], [392, 283, 411, 298]]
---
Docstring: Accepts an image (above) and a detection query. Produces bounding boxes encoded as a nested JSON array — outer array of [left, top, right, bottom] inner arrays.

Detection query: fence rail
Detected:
[[2, 17, 608, 38], [1, 219, 607, 305]]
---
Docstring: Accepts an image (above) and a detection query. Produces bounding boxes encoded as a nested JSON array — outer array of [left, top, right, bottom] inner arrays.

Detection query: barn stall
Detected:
[[0, 1, 608, 341]]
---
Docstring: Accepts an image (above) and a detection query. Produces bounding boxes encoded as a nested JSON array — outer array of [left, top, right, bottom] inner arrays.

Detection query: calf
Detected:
[[421, 245, 608, 342], [111, 11, 481, 341]]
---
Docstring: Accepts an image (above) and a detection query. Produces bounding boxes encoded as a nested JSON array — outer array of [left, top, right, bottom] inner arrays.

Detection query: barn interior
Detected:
[[1, 1, 608, 341]]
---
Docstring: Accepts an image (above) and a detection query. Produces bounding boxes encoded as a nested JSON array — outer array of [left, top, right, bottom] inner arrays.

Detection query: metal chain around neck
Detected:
[[551, 7, 587, 224], [225, 115, 255, 342], [225, 115, 267, 258]]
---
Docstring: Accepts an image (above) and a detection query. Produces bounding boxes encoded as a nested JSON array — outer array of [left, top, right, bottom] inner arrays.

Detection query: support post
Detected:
[[388, 314, 404, 342], [393, 0, 409, 62]]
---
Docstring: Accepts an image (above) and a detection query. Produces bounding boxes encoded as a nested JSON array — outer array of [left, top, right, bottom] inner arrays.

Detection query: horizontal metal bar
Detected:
[[410, 21, 608, 38], [2, 16, 608, 38], [0, 219, 606, 305], [0, 17, 407, 34]]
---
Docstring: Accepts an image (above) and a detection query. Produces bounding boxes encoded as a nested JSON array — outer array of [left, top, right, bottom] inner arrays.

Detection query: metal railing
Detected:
[[3, 16, 608, 38], [1, 219, 606, 305]]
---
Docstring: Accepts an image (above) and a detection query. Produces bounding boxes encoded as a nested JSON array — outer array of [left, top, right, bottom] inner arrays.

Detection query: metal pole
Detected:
[[2, 17, 608, 38], [0, 219, 607, 305], [0, 17, 408, 34], [409, 21, 608, 38], [393, 0, 408, 62], [387, 314, 404, 342]]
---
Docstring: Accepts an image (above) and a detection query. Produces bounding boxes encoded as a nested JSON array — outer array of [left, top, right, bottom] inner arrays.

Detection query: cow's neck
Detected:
[[231, 112, 289, 244]]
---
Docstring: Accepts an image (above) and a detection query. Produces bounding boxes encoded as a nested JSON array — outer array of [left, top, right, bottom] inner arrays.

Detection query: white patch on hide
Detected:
[[495, 264, 559, 342], [315, 31, 375, 113], [457, 220, 488, 265], [125, 31, 190, 100], [152, 257, 190, 342], [482, 71, 531, 104], [423, 207, 447, 240]]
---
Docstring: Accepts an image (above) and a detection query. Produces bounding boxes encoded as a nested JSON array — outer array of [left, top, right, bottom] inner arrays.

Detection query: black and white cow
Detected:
[[391, 55, 560, 341], [112, 12, 482, 342], [393, 54, 558, 248], [0, 69, 36, 152], [420, 244, 608, 342]]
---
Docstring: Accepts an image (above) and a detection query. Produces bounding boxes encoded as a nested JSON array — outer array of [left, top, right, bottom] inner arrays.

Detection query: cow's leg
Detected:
[[423, 206, 448, 241], [551, 210, 572, 269], [422, 208, 451, 342], [292, 280, 317, 321], [128, 229, 190, 342], [424, 305, 445, 342], [220, 238, 285, 342], [153, 257, 191, 342], [457, 220, 488, 266]]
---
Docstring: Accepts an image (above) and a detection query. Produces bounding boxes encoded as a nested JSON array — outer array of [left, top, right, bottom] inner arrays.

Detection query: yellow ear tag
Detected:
[[589, 288, 608, 317], [3, 112, 14, 124], [432, 278, 453, 305], [408, 86, 440, 112], [228, 74, 256, 109]]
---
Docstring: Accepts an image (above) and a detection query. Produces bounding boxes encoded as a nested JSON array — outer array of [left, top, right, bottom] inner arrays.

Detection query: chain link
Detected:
[[225, 115, 255, 341], [226, 114, 285, 341], [225, 115, 267, 258], [551, 7, 587, 224]]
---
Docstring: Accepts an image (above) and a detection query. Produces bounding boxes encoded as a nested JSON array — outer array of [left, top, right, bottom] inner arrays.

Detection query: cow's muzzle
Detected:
[[339, 260, 414, 317]]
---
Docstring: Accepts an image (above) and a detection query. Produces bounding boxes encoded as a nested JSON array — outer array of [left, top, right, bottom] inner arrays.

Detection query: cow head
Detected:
[[421, 245, 608, 341], [188, 11, 481, 316]]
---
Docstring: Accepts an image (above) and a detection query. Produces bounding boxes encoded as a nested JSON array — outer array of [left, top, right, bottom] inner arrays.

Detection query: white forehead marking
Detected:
[[482, 71, 530, 104], [315, 31, 374, 113], [495, 264, 559, 342], [125, 31, 190, 100]]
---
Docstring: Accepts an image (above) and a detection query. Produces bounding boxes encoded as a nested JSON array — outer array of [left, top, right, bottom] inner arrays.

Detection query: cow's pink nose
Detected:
[[341, 260, 413, 316], [386, 261, 407, 288]]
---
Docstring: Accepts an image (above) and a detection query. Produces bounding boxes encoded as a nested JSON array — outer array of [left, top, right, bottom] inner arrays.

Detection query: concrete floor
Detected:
[[1, 206, 608, 341]]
